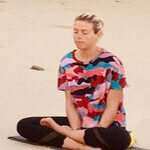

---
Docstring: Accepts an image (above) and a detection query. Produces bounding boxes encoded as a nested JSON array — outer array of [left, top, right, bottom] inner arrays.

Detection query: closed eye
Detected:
[[81, 30, 88, 35], [82, 31, 88, 35], [73, 28, 78, 34], [74, 31, 78, 34]]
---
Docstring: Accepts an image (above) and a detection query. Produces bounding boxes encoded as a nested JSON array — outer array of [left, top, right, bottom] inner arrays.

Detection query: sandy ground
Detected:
[[0, 0, 150, 149]]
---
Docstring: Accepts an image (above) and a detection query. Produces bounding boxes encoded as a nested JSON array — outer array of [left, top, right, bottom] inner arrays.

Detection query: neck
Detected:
[[78, 45, 101, 59]]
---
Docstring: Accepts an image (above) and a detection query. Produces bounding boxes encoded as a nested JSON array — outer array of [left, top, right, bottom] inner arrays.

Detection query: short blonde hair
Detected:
[[75, 13, 104, 35]]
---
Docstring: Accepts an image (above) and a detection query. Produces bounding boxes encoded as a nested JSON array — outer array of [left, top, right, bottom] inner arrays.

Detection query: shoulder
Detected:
[[101, 48, 124, 67], [59, 50, 75, 68]]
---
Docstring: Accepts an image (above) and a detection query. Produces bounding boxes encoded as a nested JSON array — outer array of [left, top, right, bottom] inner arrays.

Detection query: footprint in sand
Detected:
[[0, 0, 6, 3], [30, 65, 45, 71], [59, 0, 69, 5], [115, 0, 122, 2]]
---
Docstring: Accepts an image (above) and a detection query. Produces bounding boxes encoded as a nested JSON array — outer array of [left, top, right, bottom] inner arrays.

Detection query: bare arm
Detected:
[[98, 89, 123, 128], [65, 90, 81, 130]]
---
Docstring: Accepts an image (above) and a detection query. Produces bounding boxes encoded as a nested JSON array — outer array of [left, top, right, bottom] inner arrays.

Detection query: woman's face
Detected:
[[73, 20, 101, 50]]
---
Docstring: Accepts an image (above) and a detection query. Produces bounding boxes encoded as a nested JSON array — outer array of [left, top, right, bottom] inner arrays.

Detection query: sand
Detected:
[[0, 0, 150, 149]]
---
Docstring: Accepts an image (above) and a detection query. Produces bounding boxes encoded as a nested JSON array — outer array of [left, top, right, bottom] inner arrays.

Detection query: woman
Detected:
[[17, 13, 134, 150]]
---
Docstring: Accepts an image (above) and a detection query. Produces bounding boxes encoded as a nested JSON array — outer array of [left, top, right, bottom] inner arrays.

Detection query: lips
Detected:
[[75, 41, 84, 44]]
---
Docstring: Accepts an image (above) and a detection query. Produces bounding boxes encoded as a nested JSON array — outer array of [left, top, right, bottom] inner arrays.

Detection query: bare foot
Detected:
[[40, 117, 54, 127], [61, 125, 73, 131], [40, 117, 67, 135], [39, 118, 51, 127], [40, 117, 57, 127]]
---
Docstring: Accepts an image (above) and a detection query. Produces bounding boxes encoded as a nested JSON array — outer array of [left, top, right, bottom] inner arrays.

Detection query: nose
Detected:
[[75, 32, 83, 39]]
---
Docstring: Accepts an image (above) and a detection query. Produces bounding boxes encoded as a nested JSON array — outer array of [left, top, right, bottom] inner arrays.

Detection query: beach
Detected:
[[0, 0, 150, 149]]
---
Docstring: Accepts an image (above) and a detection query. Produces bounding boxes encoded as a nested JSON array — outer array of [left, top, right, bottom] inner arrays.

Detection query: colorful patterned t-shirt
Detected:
[[57, 48, 129, 128]]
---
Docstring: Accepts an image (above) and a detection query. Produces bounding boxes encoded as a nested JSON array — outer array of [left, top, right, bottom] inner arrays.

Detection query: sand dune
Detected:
[[1, 0, 150, 149]]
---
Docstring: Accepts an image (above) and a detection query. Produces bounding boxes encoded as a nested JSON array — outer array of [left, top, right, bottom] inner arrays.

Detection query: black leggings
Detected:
[[17, 116, 131, 150]]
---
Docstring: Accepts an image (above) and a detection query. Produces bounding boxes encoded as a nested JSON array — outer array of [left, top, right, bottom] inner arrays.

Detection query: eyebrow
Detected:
[[73, 28, 88, 32]]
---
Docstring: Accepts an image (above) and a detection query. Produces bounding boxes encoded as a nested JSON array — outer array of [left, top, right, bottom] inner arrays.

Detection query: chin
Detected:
[[76, 45, 88, 51]]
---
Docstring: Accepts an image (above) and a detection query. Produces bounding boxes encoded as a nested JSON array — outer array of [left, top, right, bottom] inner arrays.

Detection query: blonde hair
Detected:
[[75, 13, 104, 35]]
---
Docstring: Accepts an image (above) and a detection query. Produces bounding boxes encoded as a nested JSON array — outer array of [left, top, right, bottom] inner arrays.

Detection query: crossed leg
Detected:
[[40, 117, 102, 150], [40, 117, 131, 150], [17, 116, 131, 150], [17, 116, 102, 150]]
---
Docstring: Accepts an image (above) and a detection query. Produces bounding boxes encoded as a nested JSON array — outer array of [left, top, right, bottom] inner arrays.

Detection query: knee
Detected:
[[84, 127, 100, 148], [16, 117, 31, 136]]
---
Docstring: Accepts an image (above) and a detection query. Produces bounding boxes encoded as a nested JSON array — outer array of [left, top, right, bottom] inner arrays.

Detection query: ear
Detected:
[[96, 31, 103, 40]]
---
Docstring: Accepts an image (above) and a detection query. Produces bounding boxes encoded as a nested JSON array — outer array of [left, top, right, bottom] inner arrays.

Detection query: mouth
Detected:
[[75, 41, 84, 44]]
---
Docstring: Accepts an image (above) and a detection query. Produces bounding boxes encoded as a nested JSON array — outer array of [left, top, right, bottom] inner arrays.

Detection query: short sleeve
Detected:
[[57, 64, 69, 91], [110, 56, 129, 90]]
